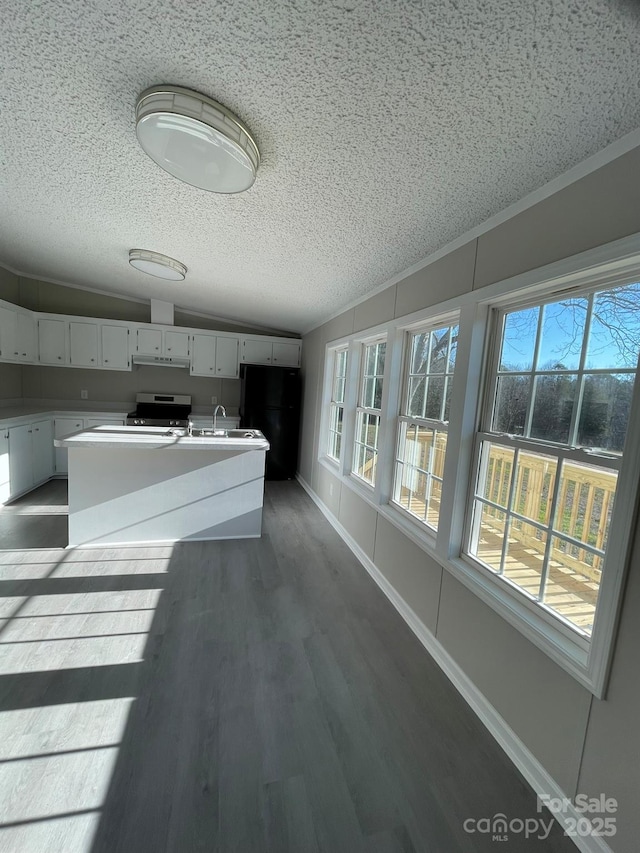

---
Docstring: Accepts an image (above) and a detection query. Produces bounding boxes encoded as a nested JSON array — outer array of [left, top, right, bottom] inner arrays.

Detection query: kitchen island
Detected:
[[55, 425, 270, 547]]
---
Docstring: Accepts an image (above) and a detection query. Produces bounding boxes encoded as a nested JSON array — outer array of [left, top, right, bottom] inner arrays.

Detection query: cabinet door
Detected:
[[38, 318, 67, 364], [190, 334, 217, 375], [215, 336, 239, 378], [242, 339, 273, 364], [70, 321, 99, 367], [136, 327, 162, 355], [164, 330, 190, 358], [32, 420, 54, 484], [272, 341, 301, 367], [8, 424, 33, 497], [0, 305, 18, 360], [101, 325, 130, 370], [0, 430, 9, 504], [17, 312, 37, 361], [54, 417, 84, 474]]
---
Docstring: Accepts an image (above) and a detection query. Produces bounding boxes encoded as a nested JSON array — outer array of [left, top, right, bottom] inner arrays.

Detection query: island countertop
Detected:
[[55, 424, 270, 451]]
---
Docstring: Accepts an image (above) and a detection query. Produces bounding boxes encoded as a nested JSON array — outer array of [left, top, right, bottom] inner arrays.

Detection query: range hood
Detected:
[[132, 354, 190, 369]]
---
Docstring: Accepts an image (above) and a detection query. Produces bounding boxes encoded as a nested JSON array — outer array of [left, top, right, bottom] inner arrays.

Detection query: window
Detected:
[[353, 339, 386, 485], [393, 321, 458, 530], [467, 281, 640, 638], [327, 347, 348, 461]]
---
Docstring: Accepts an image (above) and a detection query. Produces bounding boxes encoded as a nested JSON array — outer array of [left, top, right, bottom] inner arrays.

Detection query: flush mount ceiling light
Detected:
[[128, 249, 187, 281], [135, 85, 260, 194]]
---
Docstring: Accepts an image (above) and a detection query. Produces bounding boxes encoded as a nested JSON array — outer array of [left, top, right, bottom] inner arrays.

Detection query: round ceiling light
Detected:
[[135, 85, 260, 194], [128, 249, 187, 281]]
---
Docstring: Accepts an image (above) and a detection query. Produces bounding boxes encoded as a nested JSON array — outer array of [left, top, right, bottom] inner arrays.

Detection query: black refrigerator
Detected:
[[240, 364, 301, 480]]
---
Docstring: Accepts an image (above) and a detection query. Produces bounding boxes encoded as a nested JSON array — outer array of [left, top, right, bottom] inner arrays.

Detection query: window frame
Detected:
[[391, 314, 460, 535], [351, 336, 387, 488], [326, 346, 349, 463]]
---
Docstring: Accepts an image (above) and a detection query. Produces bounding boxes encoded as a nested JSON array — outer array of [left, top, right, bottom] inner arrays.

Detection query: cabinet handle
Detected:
[[274, 358, 278, 362], [155, 347, 159, 351], [28, 429, 32, 433], [58, 355, 62, 360], [167, 347, 171, 351], [22, 352, 27, 357], [91, 358, 95, 362], [105, 359, 108, 363], [34, 428, 39, 432]]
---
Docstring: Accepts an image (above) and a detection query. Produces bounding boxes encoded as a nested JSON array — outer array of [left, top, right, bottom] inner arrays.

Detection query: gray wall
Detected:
[[300, 145, 640, 853], [21, 365, 240, 414]]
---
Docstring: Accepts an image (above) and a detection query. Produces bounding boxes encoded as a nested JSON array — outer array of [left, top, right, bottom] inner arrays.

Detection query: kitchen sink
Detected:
[[183, 428, 263, 439]]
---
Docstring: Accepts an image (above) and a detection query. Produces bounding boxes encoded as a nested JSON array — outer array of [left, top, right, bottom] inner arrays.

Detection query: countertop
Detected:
[[55, 425, 270, 451]]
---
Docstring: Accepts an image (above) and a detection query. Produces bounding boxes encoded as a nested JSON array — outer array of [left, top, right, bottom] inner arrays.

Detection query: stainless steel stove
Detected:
[[126, 393, 192, 428]]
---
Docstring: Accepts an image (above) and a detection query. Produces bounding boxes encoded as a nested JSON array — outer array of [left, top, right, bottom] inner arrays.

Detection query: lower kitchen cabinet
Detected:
[[7, 419, 54, 500], [0, 430, 10, 503], [54, 417, 85, 475]]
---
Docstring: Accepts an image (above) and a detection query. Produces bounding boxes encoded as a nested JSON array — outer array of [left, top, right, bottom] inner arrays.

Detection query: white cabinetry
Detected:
[[190, 334, 216, 375], [136, 327, 163, 355], [165, 330, 190, 358], [7, 419, 53, 499], [70, 321, 99, 367], [0, 306, 36, 362], [32, 420, 54, 484], [136, 326, 190, 358], [0, 430, 9, 504], [101, 325, 130, 370], [38, 318, 68, 364], [241, 336, 301, 367], [17, 312, 37, 361], [190, 334, 239, 378], [54, 417, 84, 474], [216, 336, 239, 378]]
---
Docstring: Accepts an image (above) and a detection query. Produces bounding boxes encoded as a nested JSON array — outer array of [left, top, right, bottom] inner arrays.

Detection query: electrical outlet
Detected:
[[80, 390, 88, 400], [211, 396, 217, 404]]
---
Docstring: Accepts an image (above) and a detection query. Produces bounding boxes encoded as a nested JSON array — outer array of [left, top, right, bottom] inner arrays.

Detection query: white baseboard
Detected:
[[296, 473, 614, 853]]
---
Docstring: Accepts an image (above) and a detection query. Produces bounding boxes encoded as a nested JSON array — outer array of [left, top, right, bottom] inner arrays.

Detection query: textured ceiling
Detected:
[[1, 0, 639, 333]]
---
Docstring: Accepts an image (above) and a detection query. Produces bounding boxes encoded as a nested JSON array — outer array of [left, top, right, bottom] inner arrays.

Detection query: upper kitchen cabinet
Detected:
[[101, 324, 130, 370], [190, 333, 239, 378], [135, 326, 190, 359], [136, 326, 162, 355], [164, 329, 190, 358], [38, 317, 67, 364], [69, 320, 99, 367], [241, 336, 301, 367], [215, 336, 239, 378], [0, 304, 36, 362]]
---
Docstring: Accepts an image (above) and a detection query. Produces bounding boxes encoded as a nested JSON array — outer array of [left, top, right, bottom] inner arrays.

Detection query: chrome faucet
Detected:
[[213, 404, 227, 433]]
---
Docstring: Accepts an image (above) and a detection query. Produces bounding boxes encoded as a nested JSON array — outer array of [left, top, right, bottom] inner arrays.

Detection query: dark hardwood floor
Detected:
[[0, 480, 575, 851]]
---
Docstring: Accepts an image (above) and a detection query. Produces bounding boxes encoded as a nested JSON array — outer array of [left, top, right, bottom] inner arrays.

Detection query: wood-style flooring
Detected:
[[0, 480, 576, 851]]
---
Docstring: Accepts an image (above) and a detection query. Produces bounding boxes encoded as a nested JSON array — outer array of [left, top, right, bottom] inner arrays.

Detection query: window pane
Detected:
[[578, 373, 635, 452], [448, 326, 459, 372], [513, 450, 557, 526], [537, 297, 587, 371], [503, 525, 547, 597], [493, 375, 530, 434], [471, 501, 505, 572], [375, 343, 386, 375], [407, 376, 426, 417], [543, 536, 600, 634], [443, 377, 453, 422], [586, 283, 640, 369], [530, 374, 577, 443], [500, 306, 539, 371], [552, 460, 617, 554], [428, 328, 450, 373], [411, 332, 430, 374], [479, 443, 515, 507], [425, 376, 445, 420], [394, 426, 447, 529], [334, 374, 345, 403]]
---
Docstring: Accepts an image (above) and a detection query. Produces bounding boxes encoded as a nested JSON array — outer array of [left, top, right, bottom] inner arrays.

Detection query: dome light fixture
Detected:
[[135, 85, 260, 194], [128, 249, 187, 281]]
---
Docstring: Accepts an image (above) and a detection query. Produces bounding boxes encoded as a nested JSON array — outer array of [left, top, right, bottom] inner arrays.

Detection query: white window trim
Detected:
[[351, 335, 388, 489], [326, 345, 349, 463], [390, 313, 460, 534], [316, 232, 640, 698]]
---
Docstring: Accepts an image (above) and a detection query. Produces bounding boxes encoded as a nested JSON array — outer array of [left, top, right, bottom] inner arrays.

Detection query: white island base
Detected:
[[59, 428, 269, 547]]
